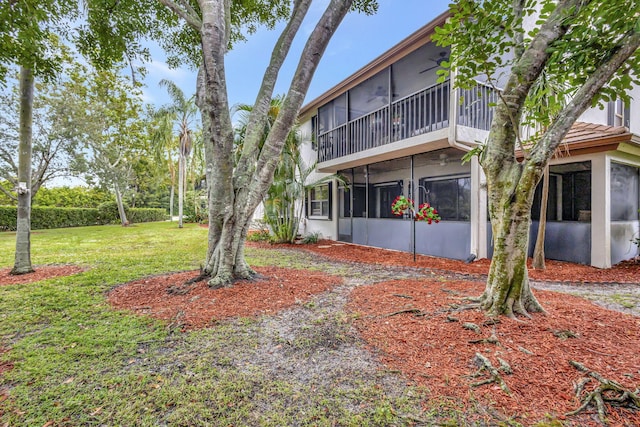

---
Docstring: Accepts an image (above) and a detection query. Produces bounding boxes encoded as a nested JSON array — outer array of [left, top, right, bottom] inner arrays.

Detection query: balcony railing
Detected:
[[317, 80, 496, 163], [458, 81, 499, 130]]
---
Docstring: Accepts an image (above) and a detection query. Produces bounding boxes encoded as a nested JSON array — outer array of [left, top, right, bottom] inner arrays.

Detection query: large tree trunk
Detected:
[[196, 0, 353, 288], [482, 162, 544, 317], [532, 166, 549, 269], [12, 66, 35, 275]]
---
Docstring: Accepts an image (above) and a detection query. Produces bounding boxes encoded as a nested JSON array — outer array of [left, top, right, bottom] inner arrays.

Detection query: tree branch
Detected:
[[0, 184, 17, 202], [530, 28, 640, 165], [250, 0, 355, 209], [0, 146, 17, 171], [157, 0, 202, 32], [512, 0, 525, 58], [235, 0, 312, 182], [485, 0, 591, 175]]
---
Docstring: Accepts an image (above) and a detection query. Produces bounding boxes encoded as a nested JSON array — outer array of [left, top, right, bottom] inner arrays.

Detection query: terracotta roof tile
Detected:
[[563, 121, 629, 145]]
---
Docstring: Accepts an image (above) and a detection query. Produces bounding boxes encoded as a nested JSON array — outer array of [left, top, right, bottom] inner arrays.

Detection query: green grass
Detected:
[[0, 222, 461, 426]]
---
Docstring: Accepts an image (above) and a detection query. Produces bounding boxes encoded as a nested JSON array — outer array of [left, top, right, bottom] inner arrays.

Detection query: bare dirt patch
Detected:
[[0, 265, 85, 286]]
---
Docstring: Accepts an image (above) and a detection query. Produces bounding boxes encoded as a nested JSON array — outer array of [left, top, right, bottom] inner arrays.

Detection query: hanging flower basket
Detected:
[[415, 202, 440, 224], [391, 195, 413, 216], [391, 195, 440, 224]]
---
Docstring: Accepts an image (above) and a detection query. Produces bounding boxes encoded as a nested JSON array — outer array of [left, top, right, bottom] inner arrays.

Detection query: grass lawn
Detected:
[[0, 223, 443, 426]]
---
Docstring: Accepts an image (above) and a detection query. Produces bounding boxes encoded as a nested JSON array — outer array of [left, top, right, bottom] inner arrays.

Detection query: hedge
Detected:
[[0, 206, 168, 231], [128, 208, 168, 224]]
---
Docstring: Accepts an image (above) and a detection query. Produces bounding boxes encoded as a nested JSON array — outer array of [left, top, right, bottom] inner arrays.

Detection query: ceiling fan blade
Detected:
[[419, 65, 438, 74]]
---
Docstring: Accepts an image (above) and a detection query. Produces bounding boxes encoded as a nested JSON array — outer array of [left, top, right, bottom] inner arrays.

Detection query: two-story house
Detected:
[[297, 10, 640, 269]]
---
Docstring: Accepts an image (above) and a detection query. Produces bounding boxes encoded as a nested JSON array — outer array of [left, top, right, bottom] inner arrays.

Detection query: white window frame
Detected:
[[308, 183, 330, 219]]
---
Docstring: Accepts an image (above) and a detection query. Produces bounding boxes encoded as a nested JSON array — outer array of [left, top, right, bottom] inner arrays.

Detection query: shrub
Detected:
[[301, 232, 320, 244], [128, 208, 168, 223], [97, 201, 129, 224], [0, 206, 166, 231], [0, 206, 17, 230], [0, 206, 101, 230], [247, 228, 271, 242], [33, 186, 113, 208]]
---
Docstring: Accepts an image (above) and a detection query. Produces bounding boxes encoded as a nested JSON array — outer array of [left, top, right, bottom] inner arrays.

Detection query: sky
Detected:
[[142, 0, 451, 110]]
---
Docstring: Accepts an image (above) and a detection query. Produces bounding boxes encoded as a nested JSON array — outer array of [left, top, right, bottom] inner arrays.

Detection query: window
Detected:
[[307, 183, 331, 219], [349, 69, 389, 120], [608, 98, 630, 128], [532, 162, 591, 221], [371, 182, 403, 218], [419, 176, 471, 221]]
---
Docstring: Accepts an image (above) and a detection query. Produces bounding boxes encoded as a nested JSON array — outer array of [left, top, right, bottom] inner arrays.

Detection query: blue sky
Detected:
[[142, 0, 451, 110]]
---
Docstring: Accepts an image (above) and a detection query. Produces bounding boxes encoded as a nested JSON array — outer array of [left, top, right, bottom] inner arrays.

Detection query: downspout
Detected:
[[447, 69, 472, 152], [447, 69, 482, 261]]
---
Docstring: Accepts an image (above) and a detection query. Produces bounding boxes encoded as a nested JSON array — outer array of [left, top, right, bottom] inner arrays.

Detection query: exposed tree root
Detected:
[[566, 360, 640, 424], [9, 267, 34, 275], [383, 308, 426, 317], [482, 318, 501, 326], [463, 322, 481, 334], [166, 269, 209, 295], [207, 271, 234, 289], [518, 346, 534, 355], [449, 303, 481, 312], [553, 329, 578, 340], [469, 352, 512, 395], [469, 332, 502, 347], [166, 310, 185, 331], [392, 294, 414, 299]]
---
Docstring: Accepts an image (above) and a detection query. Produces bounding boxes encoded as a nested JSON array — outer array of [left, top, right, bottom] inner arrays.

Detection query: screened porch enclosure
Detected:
[[337, 151, 472, 260], [315, 42, 498, 164]]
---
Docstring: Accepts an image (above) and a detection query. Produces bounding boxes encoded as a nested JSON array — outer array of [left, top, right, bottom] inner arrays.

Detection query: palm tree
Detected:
[[151, 112, 179, 220], [234, 97, 337, 243], [155, 79, 197, 228]]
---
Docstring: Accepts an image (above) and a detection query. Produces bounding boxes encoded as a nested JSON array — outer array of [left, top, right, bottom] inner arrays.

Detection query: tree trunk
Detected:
[[197, 0, 354, 288], [169, 184, 174, 220], [483, 204, 544, 318], [114, 183, 128, 226], [178, 154, 184, 228], [11, 66, 35, 275], [481, 159, 545, 318], [532, 166, 549, 269]]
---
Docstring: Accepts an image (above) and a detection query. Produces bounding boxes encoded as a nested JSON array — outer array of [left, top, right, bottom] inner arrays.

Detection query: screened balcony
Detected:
[[316, 80, 498, 163]]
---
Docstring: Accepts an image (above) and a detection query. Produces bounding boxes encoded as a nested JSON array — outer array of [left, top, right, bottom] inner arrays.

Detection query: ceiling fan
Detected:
[[419, 51, 450, 74], [367, 85, 388, 103], [367, 85, 400, 103]]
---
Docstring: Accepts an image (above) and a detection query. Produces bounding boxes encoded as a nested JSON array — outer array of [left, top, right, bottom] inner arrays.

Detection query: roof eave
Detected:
[[298, 9, 451, 122]]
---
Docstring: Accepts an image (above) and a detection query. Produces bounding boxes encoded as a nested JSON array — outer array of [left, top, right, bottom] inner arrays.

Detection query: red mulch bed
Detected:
[[107, 267, 341, 330], [280, 240, 640, 283], [0, 265, 85, 286], [347, 279, 640, 426]]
